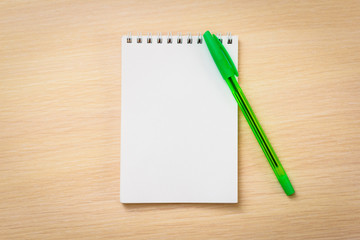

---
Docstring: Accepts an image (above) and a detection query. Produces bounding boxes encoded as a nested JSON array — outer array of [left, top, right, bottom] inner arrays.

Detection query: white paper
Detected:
[[120, 35, 238, 203]]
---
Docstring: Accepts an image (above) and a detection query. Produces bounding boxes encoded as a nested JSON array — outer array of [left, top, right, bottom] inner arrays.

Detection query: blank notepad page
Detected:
[[120, 34, 238, 203]]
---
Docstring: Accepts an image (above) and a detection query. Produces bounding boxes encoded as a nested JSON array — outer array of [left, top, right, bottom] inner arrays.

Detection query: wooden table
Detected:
[[1, 0, 359, 239]]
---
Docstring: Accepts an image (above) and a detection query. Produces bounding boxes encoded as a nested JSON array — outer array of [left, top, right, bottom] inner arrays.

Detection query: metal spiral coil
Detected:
[[126, 32, 233, 44]]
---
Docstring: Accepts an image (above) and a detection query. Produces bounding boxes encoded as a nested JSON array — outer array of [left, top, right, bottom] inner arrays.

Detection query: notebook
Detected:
[[120, 33, 238, 203]]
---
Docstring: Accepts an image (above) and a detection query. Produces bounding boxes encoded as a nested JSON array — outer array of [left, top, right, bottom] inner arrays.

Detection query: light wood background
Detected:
[[1, 0, 359, 239]]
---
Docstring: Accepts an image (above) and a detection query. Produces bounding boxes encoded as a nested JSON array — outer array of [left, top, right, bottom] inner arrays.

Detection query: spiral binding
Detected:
[[126, 32, 233, 44]]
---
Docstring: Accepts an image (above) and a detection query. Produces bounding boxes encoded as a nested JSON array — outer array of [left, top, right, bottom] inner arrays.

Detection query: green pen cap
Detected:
[[203, 31, 239, 80]]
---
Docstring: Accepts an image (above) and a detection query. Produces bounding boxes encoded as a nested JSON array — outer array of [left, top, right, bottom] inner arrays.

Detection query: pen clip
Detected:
[[212, 34, 239, 77]]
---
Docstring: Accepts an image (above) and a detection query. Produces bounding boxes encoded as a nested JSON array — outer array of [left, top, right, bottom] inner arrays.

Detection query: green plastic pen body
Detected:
[[203, 31, 294, 196], [226, 76, 294, 196]]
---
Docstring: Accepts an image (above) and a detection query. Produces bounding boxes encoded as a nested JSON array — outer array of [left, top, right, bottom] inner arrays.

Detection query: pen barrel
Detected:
[[225, 76, 294, 196]]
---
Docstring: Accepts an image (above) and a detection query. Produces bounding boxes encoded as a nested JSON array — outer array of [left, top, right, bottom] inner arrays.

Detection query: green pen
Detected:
[[203, 31, 295, 196]]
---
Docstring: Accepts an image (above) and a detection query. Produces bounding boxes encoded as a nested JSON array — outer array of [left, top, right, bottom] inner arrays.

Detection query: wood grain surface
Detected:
[[1, 0, 359, 239]]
